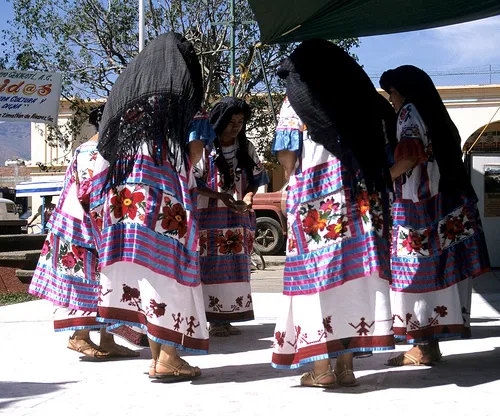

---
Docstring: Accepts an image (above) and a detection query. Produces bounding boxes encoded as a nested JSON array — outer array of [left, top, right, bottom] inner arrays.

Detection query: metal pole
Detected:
[[230, 0, 236, 96], [41, 196, 45, 234], [255, 44, 277, 124], [139, 0, 145, 52]]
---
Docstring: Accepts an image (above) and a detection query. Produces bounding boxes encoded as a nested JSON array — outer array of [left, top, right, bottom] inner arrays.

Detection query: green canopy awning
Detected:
[[247, 0, 500, 44]]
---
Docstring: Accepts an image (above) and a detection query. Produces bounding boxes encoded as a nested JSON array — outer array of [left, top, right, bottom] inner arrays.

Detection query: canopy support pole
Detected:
[[139, 0, 145, 52]]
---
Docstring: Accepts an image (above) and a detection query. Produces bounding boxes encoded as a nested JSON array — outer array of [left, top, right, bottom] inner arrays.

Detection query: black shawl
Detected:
[[98, 32, 203, 188], [380, 65, 475, 198], [277, 39, 392, 194]]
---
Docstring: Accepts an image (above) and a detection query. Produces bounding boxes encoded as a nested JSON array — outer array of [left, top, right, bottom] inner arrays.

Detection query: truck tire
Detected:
[[254, 217, 284, 255]]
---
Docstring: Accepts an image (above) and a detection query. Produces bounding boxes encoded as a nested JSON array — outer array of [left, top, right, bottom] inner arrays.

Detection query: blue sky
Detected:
[[1, 1, 499, 86]]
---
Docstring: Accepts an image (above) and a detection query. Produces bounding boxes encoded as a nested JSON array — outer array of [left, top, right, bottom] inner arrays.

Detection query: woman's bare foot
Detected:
[[151, 345, 201, 380], [99, 329, 140, 357], [335, 353, 359, 386], [300, 359, 336, 388]]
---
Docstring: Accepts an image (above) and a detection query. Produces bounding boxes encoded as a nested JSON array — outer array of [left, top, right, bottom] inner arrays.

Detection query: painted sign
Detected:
[[0, 70, 62, 125], [484, 164, 500, 217]]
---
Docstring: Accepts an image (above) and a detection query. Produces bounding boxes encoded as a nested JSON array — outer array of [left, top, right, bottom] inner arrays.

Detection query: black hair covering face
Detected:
[[209, 97, 256, 189], [278, 39, 392, 194], [380, 65, 475, 198], [97, 32, 203, 189], [89, 103, 106, 131]]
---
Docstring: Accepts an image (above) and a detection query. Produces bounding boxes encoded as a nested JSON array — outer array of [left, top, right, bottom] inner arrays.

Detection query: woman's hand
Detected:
[[219, 193, 236, 210], [242, 192, 254, 209]]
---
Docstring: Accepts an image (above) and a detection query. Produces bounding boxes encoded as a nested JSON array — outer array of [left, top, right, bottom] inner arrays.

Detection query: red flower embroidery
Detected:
[[356, 191, 370, 217], [402, 231, 424, 253], [325, 216, 348, 240], [434, 305, 448, 317], [199, 233, 207, 255], [287, 237, 296, 252], [110, 188, 145, 220], [61, 252, 77, 269], [161, 203, 187, 238], [150, 299, 166, 317], [275, 331, 286, 348], [71, 245, 85, 260], [41, 240, 50, 256], [246, 231, 254, 253], [217, 230, 243, 254], [443, 216, 465, 241], [121, 284, 141, 303], [322, 316, 333, 334], [302, 209, 327, 236], [92, 211, 104, 230], [78, 180, 91, 205]]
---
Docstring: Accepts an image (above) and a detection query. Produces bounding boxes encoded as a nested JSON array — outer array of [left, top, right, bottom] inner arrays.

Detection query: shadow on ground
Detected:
[[327, 346, 500, 394], [182, 323, 275, 357], [0, 381, 77, 409], [473, 270, 500, 314], [189, 362, 304, 385]]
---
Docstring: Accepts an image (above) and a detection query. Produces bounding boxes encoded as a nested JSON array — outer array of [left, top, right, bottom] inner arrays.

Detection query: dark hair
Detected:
[[209, 97, 256, 189], [89, 103, 106, 130]]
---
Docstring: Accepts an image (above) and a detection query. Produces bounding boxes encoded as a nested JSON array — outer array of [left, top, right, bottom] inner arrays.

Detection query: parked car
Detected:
[[252, 184, 287, 255]]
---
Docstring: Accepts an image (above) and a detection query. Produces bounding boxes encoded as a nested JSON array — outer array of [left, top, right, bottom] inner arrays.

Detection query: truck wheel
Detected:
[[254, 217, 284, 255]]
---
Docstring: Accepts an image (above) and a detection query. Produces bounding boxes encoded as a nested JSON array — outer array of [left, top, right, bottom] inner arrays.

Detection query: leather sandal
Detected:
[[386, 352, 433, 367], [335, 369, 360, 387], [300, 365, 336, 388], [209, 324, 229, 337], [150, 358, 202, 382], [223, 324, 242, 335], [67, 336, 110, 359], [100, 344, 140, 358]]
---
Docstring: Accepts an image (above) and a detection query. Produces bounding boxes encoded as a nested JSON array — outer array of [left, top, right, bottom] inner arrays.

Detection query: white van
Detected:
[[0, 198, 18, 220], [0, 198, 27, 234]]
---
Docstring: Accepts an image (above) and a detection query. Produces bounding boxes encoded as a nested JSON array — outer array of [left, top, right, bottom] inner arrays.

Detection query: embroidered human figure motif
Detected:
[[98, 288, 113, 304], [349, 317, 374, 335], [172, 312, 184, 331], [185, 315, 200, 336]]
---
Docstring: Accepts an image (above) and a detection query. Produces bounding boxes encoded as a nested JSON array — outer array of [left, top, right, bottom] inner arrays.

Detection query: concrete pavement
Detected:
[[1, 268, 500, 416]]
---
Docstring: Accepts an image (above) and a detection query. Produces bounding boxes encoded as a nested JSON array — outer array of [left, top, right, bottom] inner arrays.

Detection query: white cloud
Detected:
[[430, 16, 500, 67]]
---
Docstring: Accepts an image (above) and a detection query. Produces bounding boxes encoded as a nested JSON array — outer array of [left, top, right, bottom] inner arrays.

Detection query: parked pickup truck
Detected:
[[252, 185, 287, 255]]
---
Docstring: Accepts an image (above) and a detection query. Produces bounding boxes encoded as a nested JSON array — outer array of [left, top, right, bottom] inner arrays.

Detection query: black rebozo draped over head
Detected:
[[98, 32, 203, 189], [277, 38, 392, 194], [379, 65, 475, 198], [209, 97, 256, 189], [89, 103, 106, 131]]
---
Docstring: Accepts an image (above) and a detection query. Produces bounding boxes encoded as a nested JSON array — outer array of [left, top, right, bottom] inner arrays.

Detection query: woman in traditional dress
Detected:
[[28, 104, 139, 359], [379, 65, 490, 366], [194, 97, 269, 337], [91, 32, 208, 381], [271, 39, 395, 388]]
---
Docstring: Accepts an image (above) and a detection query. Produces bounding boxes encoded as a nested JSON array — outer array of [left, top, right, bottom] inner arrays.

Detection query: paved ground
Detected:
[[1, 265, 499, 416]]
